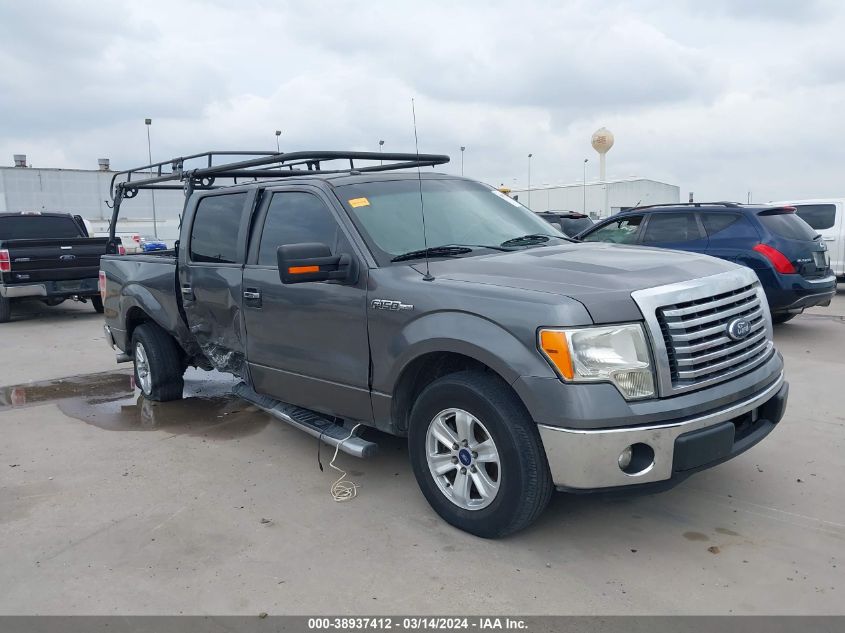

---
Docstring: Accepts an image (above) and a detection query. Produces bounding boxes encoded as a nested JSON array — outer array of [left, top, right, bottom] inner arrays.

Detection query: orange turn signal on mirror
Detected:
[[539, 330, 574, 380], [288, 265, 320, 274]]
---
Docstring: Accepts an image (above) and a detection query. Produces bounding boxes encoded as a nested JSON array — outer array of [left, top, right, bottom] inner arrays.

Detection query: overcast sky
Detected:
[[1, 0, 843, 202]]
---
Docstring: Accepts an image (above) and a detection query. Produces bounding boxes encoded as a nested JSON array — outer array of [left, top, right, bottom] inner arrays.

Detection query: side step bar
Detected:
[[233, 382, 378, 458]]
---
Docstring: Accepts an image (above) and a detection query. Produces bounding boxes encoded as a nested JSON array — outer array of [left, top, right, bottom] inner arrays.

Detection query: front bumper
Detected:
[[539, 371, 787, 490], [0, 278, 99, 299]]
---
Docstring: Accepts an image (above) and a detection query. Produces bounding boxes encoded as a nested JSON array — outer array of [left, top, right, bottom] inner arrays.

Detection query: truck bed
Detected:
[[100, 252, 198, 357]]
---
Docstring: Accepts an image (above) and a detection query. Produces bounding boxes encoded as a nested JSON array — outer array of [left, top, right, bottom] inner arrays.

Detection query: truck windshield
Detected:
[[336, 179, 564, 263], [0, 215, 83, 240]]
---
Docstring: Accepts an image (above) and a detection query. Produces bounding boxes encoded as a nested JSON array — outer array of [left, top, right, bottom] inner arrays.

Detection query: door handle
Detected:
[[180, 285, 195, 301], [243, 288, 262, 307]]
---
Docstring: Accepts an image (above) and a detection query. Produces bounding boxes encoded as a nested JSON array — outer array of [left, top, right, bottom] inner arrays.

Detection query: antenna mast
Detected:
[[412, 98, 434, 281]]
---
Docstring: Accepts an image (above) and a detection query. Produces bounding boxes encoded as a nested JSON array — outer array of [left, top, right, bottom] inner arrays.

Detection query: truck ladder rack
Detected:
[[106, 150, 449, 245]]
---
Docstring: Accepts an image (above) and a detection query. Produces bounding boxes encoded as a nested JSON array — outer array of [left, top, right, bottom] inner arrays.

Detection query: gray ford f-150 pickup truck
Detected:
[[100, 151, 788, 538]]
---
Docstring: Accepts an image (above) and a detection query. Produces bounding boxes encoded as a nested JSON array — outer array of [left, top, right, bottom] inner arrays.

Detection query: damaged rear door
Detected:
[[178, 189, 256, 377]]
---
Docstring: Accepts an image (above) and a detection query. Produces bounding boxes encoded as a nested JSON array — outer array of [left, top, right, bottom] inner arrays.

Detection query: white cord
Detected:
[[329, 423, 363, 502]]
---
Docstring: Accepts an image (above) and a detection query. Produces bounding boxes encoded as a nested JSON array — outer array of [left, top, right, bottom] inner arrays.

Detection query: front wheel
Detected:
[[131, 323, 184, 401], [408, 370, 553, 538]]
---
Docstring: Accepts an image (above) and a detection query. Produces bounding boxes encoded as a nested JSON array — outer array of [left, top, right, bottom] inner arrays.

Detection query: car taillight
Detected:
[[0, 249, 10, 273], [753, 243, 796, 274], [118, 244, 126, 256], [99, 270, 107, 301]]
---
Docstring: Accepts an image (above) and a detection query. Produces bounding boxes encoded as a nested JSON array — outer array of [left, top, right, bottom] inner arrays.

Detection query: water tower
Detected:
[[591, 127, 614, 181], [590, 127, 614, 218]]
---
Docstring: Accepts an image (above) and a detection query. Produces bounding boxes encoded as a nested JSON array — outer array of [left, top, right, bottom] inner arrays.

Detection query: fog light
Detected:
[[619, 442, 655, 476], [618, 446, 633, 470]]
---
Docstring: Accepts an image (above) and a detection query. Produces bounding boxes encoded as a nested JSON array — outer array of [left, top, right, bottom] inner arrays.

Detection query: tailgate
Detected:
[[0, 237, 108, 284]]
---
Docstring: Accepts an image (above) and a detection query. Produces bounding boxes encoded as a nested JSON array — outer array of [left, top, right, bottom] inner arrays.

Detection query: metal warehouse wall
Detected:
[[0, 166, 185, 241], [512, 178, 680, 218]]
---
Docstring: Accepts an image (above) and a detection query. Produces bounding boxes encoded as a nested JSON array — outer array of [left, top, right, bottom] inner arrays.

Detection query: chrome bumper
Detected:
[[0, 284, 47, 298], [538, 371, 785, 490]]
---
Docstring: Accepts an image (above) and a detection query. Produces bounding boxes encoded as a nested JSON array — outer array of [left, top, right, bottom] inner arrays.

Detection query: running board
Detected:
[[232, 382, 378, 458]]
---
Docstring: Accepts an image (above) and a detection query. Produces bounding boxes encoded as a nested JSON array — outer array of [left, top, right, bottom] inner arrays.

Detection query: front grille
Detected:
[[656, 283, 772, 390]]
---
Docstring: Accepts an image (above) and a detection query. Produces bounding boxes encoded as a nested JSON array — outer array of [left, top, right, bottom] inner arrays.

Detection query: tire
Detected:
[[131, 323, 185, 401], [408, 370, 553, 538], [772, 312, 797, 324], [0, 296, 10, 323], [91, 295, 104, 313]]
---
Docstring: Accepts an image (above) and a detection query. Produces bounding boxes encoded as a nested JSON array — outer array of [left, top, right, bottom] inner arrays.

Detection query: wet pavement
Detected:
[[0, 369, 269, 439]]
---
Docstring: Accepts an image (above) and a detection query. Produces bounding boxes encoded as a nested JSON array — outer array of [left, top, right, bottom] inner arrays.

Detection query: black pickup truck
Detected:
[[0, 212, 113, 322]]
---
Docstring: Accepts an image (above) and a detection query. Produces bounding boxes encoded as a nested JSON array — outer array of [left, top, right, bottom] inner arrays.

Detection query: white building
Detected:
[[0, 155, 185, 243], [511, 177, 680, 219]]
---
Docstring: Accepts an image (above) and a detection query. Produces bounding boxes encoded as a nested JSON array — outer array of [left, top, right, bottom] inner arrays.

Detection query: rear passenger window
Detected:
[[257, 192, 340, 266], [189, 193, 249, 263], [641, 213, 702, 243], [190, 193, 247, 264], [794, 204, 836, 230], [701, 213, 741, 236]]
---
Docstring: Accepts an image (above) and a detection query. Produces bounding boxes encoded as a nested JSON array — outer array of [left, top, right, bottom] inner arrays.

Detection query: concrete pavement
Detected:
[[0, 292, 842, 614]]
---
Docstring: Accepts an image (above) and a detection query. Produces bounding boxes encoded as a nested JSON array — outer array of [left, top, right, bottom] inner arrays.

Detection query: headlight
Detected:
[[539, 324, 655, 400]]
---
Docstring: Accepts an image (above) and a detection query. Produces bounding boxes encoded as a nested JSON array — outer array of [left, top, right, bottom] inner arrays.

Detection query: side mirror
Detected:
[[277, 242, 356, 285]]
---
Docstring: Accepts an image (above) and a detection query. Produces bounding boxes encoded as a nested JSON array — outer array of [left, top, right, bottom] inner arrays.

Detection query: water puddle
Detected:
[[0, 369, 271, 439]]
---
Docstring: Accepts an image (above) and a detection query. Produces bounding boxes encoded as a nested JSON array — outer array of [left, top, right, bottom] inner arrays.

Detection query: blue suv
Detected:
[[576, 202, 837, 323]]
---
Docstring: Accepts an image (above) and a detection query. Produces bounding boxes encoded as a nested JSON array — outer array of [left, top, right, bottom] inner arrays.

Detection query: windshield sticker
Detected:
[[491, 189, 524, 208], [348, 197, 370, 208]]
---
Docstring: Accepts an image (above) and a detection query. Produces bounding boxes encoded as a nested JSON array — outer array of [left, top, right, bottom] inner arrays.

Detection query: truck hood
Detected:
[[416, 242, 740, 323]]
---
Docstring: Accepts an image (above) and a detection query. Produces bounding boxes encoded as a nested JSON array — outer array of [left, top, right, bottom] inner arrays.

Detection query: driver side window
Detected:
[[257, 192, 340, 266], [581, 215, 643, 244]]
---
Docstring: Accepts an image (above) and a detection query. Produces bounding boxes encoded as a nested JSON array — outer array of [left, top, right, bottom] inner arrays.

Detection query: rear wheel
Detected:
[[131, 323, 184, 401], [772, 312, 798, 324], [0, 297, 10, 323], [408, 370, 553, 538], [91, 295, 104, 313]]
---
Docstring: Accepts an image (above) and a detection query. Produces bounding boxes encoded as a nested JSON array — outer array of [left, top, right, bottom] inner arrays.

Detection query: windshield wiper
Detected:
[[500, 233, 561, 247], [391, 246, 473, 262], [391, 243, 512, 262]]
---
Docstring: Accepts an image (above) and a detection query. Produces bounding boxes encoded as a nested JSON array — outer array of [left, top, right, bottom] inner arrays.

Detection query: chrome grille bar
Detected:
[[660, 286, 758, 318], [663, 299, 760, 330]]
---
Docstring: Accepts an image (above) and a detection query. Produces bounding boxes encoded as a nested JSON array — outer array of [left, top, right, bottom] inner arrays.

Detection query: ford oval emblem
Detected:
[[726, 317, 751, 341]]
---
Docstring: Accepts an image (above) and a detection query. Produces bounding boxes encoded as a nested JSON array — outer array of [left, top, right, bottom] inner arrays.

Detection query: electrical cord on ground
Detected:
[[323, 423, 363, 502]]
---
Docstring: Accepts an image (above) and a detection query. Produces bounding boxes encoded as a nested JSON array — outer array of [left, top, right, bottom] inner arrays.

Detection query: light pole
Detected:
[[275, 130, 281, 153], [145, 118, 158, 238], [582, 158, 589, 214], [460, 146, 465, 176], [379, 139, 384, 165], [527, 153, 533, 208]]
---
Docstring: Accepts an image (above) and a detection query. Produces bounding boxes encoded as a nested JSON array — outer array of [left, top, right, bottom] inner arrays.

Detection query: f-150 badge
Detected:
[[371, 299, 414, 311]]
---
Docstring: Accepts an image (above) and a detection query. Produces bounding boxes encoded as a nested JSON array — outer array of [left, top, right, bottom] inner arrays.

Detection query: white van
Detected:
[[770, 199, 844, 278]]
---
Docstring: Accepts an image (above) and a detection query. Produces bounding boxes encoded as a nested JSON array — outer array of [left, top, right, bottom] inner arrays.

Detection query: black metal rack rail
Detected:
[[106, 150, 450, 243]]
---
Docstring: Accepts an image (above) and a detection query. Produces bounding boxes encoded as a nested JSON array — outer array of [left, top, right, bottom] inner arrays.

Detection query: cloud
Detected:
[[1, 0, 844, 201]]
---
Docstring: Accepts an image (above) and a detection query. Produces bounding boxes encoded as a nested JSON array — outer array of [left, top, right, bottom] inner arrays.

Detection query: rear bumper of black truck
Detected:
[[0, 278, 99, 299]]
